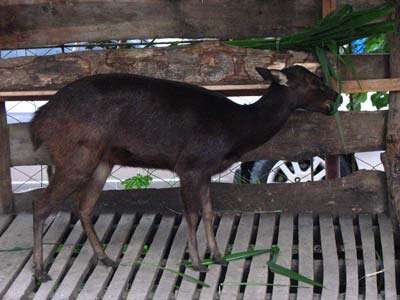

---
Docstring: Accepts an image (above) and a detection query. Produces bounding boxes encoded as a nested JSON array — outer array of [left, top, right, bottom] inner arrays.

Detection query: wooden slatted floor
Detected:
[[0, 213, 398, 299]]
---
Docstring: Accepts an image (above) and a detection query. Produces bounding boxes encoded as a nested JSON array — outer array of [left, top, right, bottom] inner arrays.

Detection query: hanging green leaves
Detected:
[[227, 4, 394, 51]]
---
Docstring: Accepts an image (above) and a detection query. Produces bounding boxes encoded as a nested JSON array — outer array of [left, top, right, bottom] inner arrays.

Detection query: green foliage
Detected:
[[267, 245, 324, 288], [135, 261, 211, 288], [347, 93, 368, 111], [185, 248, 271, 268], [227, 4, 394, 51], [364, 34, 389, 53], [122, 174, 152, 190], [371, 91, 389, 109]]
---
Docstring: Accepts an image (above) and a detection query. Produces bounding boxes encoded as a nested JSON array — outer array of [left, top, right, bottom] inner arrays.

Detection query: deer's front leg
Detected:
[[180, 175, 208, 272], [200, 183, 226, 266]]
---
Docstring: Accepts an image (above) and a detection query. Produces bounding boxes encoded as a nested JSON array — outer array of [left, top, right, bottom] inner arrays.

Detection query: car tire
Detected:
[[235, 155, 353, 184]]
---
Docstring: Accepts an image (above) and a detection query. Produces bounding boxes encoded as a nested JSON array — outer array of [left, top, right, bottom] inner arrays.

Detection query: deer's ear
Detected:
[[255, 67, 289, 87]]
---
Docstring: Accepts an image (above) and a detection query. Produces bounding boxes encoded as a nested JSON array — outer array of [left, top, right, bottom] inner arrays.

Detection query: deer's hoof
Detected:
[[99, 256, 117, 268], [35, 271, 52, 283], [213, 255, 228, 267], [192, 264, 208, 273]]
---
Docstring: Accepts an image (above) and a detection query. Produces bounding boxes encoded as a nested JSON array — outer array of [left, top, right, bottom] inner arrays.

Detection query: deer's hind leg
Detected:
[[33, 144, 104, 282], [75, 161, 115, 267]]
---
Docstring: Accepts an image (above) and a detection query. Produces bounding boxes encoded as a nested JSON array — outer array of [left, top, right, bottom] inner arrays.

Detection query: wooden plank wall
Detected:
[[0, 0, 385, 50]]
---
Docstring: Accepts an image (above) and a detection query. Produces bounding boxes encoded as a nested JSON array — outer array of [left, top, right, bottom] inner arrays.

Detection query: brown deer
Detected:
[[30, 65, 339, 281]]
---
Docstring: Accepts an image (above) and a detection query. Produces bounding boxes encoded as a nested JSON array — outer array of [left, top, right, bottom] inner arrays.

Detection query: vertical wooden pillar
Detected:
[[322, 0, 341, 180], [0, 99, 14, 213], [384, 1, 400, 222]]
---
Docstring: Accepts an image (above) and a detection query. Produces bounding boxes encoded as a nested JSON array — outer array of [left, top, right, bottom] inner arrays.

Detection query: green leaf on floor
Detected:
[[185, 248, 271, 268], [0, 246, 32, 252], [135, 261, 210, 288], [267, 245, 324, 288]]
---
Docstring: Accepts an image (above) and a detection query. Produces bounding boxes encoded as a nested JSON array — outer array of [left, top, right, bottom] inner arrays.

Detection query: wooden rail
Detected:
[[13, 171, 387, 214], [0, 0, 385, 49], [1, 77, 399, 102], [0, 43, 393, 93]]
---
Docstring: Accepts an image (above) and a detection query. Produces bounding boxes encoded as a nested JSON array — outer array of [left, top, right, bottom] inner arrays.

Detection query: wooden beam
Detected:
[[0, 42, 393, 94], [339, 54, 390, 80], [322, 0, 337, 17], [383, 1, 400, 224], [0, 0, 385, 50], [341, 78, 400, 93], [0, 101, 14, 213], [9, 111, 386, 166], [0, 42, 319, 92], [0, 1, 321, 49], [323, 0, 341, 180], [13, 171, 387, 214], [1, 77, 399, 101]]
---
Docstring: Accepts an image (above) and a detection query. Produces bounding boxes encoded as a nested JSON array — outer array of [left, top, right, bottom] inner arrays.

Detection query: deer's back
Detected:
[[31, 73, 240, 170]]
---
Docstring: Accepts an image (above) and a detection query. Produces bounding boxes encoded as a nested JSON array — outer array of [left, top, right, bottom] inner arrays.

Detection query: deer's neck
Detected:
[[232, 85, 297, 154]]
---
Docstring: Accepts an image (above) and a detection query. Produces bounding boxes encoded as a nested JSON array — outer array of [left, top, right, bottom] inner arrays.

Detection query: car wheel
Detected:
[[235, 155, 353, 184]]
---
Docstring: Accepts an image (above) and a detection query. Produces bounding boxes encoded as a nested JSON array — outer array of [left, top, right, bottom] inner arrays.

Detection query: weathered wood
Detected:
[[243, 214, 276, 300], [14, 171, 388, 215], [127, 216, 175, 300], [339, 54, 390, 80], [342, 78, 400, 93], [0, 101, 13, 213], [339, 216, 359, 300], [323, 1, 340, 181], [52, 214, 114, 300], [9, 111, 387, 167], [0, 42, 318, 92], [323, 0, 337, 16], [0, 212, 397, 298], [383, 1, 400, 227], [0, 215, 12, 235], [176, 221, 208, 300], [378, 214, 397, 300], [34, 219, 85, 300], [219, 213, 254, 299], [0, 1, 387, 49], [358, 214, 378, 299], [320, 215, 339, 300], [2, 2, 319, 47], [152, 218, 188, 300], [198, 214, 235, 300], [103, 214, 155, 300], [0, 41, 391, 94], [3, 213, 70, 300], [326, 155, 341, 179], [271, 214, 293, 300], [0, 214, 34, 297], [296, 214, 314, 300], [77, 214, 136, 300]]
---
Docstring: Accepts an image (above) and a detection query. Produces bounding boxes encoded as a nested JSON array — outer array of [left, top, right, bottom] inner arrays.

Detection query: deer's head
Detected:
[[256, 65, 341, 114]]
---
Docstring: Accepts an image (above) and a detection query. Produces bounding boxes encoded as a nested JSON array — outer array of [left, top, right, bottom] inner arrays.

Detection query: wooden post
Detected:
[[322, 0, 341, 179], [383, 1, 400, 222], [0, 99, 14, 213]]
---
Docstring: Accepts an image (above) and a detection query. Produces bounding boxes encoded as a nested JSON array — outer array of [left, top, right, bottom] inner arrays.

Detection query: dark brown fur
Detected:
[[30, 66, 339, 281]]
